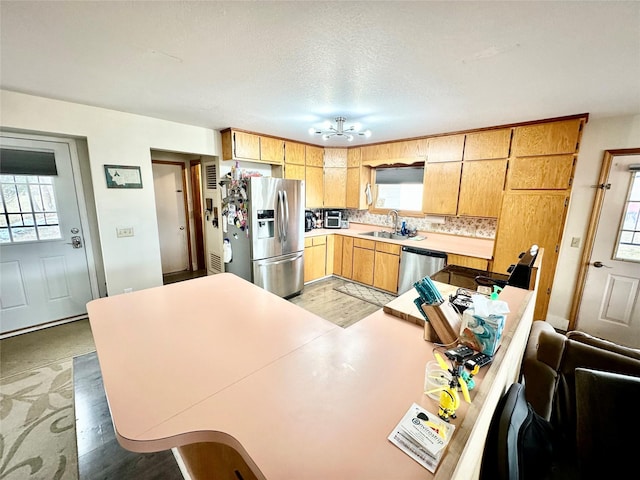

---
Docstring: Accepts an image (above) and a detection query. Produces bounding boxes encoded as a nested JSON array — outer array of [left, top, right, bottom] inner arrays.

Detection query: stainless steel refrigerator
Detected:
[[223, 177, 305, 298]]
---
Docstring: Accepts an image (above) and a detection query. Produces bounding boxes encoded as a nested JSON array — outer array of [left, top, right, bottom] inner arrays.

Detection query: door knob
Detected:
[[179, 226, 185, 230], [67, 236, 83, 248], [592, 261, 610, 268]]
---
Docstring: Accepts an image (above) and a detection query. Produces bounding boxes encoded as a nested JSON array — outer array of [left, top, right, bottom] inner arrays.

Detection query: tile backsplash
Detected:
[[344, 210, 496, 239]]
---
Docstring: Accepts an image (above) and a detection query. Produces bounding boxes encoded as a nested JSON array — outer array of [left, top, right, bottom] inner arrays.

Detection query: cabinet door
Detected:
[[493, 191, 569, 320], [458, 159, 507, 217], [333, 235, 344, 276], [463, 129, 511, 160], [511, 119, 582, 157], [260, 136, 284, 164], [233, 131, 260, 161], [304, 236, 326, 282], [427, 135, 465, 162], [352, 247, 375, 285], [342, 236, 354, 279], [284, 141, 305, 165], [346, 167, 360, 209], [361, 143, 391, 165], [387, 139, 428, 162], [306, 145, 324, 167], [285, 163, 305, 181], [305, 166, 324, 208], [422, 162, 462, 215], [347, 147, 361, 168], [324, 148, 348, 167], [507, 155, 574, 190], [373, 250, 400, 293], [324, 167, 347, 207]]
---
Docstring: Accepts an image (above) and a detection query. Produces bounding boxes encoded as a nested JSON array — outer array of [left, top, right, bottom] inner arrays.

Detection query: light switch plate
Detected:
[[117, 227, 134, 238]]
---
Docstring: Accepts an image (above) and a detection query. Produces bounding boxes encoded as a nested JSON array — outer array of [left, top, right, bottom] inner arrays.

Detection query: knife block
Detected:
[[421, 302, 462, 345]]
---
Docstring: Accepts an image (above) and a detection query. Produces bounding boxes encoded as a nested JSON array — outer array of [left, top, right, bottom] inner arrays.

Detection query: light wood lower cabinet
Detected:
[[373, 242, 401, 293], [304, 236, 327, 283], [352, 238, 375, 285], [341, 236, 354, 279]]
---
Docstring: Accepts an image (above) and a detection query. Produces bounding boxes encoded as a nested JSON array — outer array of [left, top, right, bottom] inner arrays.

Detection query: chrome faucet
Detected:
[[387, 209, 399, 234]]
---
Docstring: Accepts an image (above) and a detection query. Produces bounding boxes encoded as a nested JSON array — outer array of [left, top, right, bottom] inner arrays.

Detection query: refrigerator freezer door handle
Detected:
[[277, 190, 284, 242], [282, 189, 289, 242]]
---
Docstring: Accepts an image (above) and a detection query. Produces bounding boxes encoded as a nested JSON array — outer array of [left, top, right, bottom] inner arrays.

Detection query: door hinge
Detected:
[[564, 198, 569, 207], [555, 244, 559, 253]]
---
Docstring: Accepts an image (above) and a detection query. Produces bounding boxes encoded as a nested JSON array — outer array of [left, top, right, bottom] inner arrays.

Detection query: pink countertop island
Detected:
[[87, 273, 535, 480]]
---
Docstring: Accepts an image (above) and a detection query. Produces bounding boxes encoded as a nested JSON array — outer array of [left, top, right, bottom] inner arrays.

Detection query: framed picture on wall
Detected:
[[104, 165, 143, 188]]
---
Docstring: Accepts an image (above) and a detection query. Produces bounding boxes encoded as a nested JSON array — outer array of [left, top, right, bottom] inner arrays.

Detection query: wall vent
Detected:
[[209, 251, 222, 274], [205, 164, 217, 190]]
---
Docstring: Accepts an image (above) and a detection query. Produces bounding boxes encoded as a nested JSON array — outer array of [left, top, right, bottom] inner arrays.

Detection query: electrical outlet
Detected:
[[123, 288, 133, 294], [116, 227, 134, 238], [570, 237, 580, 248]]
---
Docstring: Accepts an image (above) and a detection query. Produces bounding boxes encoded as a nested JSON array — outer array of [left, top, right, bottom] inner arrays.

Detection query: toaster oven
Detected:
[[324, 210, 342, 229]]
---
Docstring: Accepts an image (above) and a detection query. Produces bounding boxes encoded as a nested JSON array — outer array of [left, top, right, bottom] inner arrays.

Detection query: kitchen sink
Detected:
[[359, 231, 408, 240]]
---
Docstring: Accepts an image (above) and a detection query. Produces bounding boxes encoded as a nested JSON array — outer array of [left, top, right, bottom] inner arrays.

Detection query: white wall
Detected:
[[0, 90, 218, 296], [547, 114, 640, 330]]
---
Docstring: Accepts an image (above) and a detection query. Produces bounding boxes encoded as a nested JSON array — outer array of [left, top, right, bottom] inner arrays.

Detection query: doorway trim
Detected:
[[0, 130, 100, 300], [189, 159, 205, 270], [568, 147, 640, 331], [152, 160, 193, 271]]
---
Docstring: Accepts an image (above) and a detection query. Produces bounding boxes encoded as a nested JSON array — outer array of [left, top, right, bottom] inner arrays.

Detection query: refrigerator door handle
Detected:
[[277, 190, 284, 242], [282, 189, 289, 242]]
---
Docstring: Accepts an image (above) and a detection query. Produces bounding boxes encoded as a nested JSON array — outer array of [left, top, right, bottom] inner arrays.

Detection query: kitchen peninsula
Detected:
[[87, 273, 536, 480]]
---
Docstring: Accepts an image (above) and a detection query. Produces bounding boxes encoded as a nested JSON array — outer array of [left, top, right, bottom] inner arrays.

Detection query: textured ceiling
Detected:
[[1, 1, 639, 146]]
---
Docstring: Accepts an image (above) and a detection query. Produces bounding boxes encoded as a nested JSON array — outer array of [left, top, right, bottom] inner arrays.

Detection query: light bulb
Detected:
[[322, 134, 330, 140], [308, 127, 317, 135], [347, 135, 354, 142], [363, 129, 372, 138]]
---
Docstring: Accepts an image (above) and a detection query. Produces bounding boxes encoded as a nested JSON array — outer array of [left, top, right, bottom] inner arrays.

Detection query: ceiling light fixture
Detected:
[[308, 116, 372, 142]]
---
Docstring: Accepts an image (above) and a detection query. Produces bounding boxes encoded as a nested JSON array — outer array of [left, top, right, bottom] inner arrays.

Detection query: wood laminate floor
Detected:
[[1, 275, 380, 479]]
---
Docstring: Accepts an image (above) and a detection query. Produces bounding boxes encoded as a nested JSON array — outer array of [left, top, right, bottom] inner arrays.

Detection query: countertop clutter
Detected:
[[87, 273, 536, 480], [305, 222, 495, 260]]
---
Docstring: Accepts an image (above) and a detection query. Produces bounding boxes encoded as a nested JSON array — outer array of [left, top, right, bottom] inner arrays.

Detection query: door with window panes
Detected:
[[576, 153, 640, 347], [0, 136, 93, 334]]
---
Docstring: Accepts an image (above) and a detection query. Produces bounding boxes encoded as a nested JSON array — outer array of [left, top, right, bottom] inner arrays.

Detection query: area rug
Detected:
[[0, 360, 77, 480], [334, 281, 396, 307]]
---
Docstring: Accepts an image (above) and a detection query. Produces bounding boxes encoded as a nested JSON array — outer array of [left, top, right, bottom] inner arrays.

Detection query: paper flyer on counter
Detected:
[[388, 403, 455, 473]]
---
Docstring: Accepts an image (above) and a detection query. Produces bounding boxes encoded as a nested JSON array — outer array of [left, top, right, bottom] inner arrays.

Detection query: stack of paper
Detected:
[[388, 403, 455, 473]]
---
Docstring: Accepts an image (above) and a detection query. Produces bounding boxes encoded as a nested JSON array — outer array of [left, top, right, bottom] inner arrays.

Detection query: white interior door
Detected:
[[153, 162, 189, 274], [576, 153, 640, 348], [0, 136, 93, 334]]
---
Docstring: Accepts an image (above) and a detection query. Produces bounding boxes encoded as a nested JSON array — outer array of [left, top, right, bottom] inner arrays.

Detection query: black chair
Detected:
[[480, 383, 558, 480]]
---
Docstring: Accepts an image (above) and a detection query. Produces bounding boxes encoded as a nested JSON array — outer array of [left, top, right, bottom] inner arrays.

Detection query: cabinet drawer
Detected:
[[447, 254, 489, 271], [353, 238, 376, 250], [375, 242, 401, 255]]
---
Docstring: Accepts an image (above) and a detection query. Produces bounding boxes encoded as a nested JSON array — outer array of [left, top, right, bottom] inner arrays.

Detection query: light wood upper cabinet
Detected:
[[324, 148, 348, 167], [387, 139, 428, 162], [221, 130, 260, 162], [361, 143, 391, 165], [305, 165, 324, 208], [347, 148, 362, 167], [284, 163, 305, 181], [305, 145, 324, 167], [422, 161, 462, 215], [507, 155, 574, 190], [458, 159, 507, 217], [284, 141, 305, 165], [427, 134, 465, 162], [511, 119, 582, 157], [260, 136, 284, 165], [463, 129, 511, 160], [324, 167, 347, 207]]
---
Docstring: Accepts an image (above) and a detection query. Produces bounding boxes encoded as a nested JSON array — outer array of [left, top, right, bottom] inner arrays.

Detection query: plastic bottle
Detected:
[[401, 221, 407, 235]]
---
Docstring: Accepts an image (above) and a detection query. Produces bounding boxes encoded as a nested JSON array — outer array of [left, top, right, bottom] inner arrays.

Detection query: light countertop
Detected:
[[87, 272, 535, 480], [305, 222, 494, 260]]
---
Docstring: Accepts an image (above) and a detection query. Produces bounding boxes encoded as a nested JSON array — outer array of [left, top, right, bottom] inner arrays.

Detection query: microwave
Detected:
[[324, 210, 342, 229]]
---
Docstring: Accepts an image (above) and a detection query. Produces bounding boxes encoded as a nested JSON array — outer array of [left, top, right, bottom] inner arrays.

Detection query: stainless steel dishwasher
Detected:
[[397, 246, 447, 295]]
